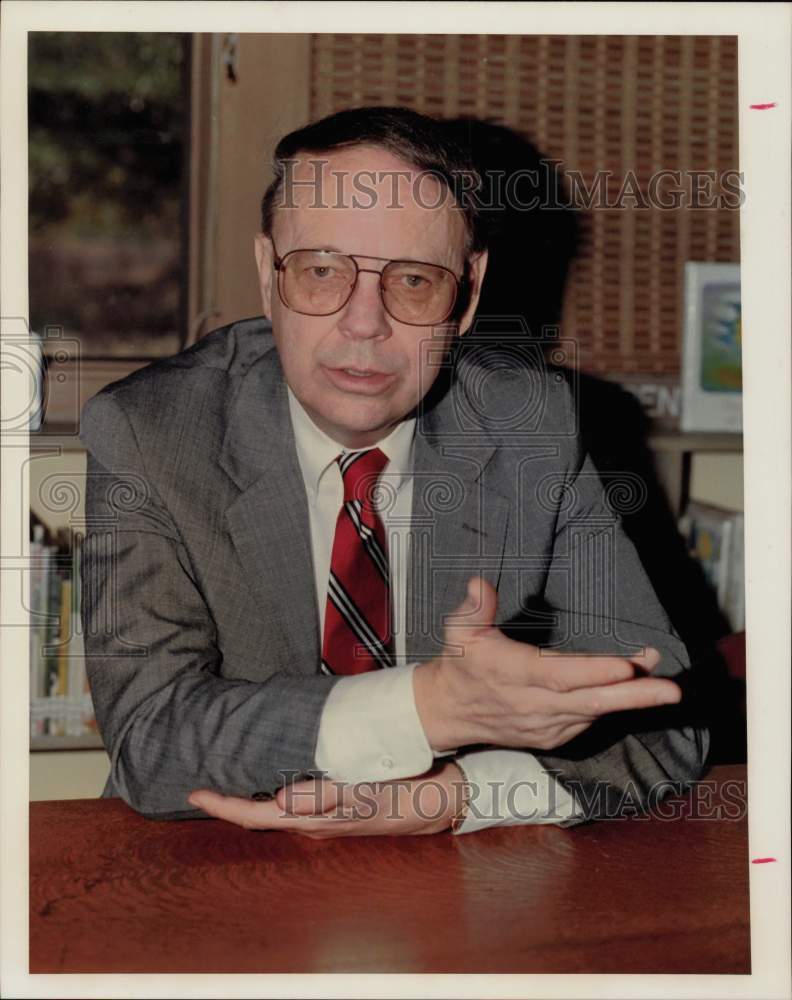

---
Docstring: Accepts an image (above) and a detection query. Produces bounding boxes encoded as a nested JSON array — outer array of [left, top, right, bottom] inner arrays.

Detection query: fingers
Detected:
[[189, 778, 373, 829], [493, 677, 682, 751], [558, 675, 682, 718], [506, 644, 663, 693], [490, 674, 681, 748], [188, 789, 284, 829], [187, 786, 353, 832], [186, 786, 402, 838]]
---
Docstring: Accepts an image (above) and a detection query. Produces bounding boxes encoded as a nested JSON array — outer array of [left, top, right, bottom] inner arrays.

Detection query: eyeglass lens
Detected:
[[278, 250, 458, 325]]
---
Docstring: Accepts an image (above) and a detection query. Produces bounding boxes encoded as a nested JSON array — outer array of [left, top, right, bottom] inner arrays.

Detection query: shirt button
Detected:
[[381, 756, 394, 769]]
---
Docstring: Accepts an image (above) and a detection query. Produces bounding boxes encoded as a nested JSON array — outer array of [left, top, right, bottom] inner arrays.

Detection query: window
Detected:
[[28, 32, 189, 361]]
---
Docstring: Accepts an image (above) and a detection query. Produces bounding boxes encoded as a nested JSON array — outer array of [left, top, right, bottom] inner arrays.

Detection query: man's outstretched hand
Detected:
[[189, 576, 682, 835], [187, 761, 466, 837], [413, 576, 683, 754]]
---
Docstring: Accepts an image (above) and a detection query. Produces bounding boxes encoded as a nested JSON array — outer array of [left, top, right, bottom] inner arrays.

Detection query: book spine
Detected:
[[42, 546, 61, 733], [57, 578, 72, 697], [70, 532, 94, 735], [29, 537, 46, 725]]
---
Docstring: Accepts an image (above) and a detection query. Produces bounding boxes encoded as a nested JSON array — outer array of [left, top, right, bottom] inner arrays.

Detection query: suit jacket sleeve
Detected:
[[527, 436, 710, 824], [80, 390, 338, 819]]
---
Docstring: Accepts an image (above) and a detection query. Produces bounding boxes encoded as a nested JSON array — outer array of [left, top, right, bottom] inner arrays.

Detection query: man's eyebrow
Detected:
[[287, 243, 345, 254], [290, 243, 453, 268]]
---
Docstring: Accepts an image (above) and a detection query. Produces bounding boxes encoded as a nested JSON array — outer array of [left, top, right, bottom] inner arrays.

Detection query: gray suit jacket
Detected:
[[80, 317, 708, 820]]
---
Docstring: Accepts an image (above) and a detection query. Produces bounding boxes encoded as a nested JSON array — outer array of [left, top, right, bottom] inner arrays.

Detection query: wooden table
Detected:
[[30, 764, 750, 974]]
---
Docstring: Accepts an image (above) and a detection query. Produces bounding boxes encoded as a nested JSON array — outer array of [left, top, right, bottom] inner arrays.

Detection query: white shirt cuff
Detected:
[[314, 663, 434, 784], [452, 750, 582, 834]]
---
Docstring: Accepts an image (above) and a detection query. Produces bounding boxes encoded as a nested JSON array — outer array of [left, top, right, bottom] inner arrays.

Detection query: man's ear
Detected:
[[254, 233, 275, 318], [457, 249, 489, 337]]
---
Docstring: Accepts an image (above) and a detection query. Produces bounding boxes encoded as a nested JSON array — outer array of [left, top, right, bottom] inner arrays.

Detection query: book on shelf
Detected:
[[678, 501, 745, 633], [29, 519, 98, 741]]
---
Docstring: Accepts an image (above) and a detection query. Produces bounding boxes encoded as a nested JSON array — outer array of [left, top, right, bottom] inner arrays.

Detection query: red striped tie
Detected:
[[321, 448, 394, 675]]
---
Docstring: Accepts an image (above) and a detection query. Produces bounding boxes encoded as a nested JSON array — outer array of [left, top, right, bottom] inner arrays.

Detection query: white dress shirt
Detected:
[[287, 387, 579, 833]]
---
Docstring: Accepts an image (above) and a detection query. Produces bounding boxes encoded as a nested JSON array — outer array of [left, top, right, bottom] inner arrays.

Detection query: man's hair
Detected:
[[260, 105, 487, 255]]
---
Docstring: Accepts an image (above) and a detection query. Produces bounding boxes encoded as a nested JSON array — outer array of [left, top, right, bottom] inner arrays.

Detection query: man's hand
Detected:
[[413, 577, 682, 753], [187, 761, 467, 838]]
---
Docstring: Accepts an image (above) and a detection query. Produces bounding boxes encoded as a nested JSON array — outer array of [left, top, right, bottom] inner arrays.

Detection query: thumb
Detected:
[[445, 576, 498, 639]]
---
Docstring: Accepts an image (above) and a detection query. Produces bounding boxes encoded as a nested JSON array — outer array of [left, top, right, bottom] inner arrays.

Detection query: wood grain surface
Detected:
[[29, 764, 750, 974]]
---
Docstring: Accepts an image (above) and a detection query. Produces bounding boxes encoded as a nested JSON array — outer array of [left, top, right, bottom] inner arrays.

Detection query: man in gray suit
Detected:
[[80, 106, 708, 836]]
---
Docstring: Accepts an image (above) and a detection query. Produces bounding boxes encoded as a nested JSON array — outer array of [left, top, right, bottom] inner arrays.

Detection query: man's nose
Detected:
[[337, 270, 392, 340]]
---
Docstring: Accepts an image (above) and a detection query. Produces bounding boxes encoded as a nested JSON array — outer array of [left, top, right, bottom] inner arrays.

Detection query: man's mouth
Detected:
[[328, 363, 395, 377], [323, 365, 397, 391]]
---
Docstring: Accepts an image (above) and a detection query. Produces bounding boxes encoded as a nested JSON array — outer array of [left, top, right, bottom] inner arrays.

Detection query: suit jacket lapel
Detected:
[[405, 361, 510, 662], [219, 345, 320, 675]]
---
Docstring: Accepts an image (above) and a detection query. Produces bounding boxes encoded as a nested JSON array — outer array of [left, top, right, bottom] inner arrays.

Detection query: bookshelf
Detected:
[[29, 426, 103, 753], [646, 431, 746, 635], [31, 734, 104, 751], [647, 431, 743, 518]]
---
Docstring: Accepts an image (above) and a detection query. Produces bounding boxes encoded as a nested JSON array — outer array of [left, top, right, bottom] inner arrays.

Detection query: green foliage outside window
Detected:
[[29, 32, 187, 356]]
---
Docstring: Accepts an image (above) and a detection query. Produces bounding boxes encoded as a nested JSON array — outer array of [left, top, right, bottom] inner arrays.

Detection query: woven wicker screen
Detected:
[[309, 34, 739, 377]]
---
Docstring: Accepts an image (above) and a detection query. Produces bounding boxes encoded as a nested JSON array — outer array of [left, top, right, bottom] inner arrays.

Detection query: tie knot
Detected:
[[338, 448, 388, 507]]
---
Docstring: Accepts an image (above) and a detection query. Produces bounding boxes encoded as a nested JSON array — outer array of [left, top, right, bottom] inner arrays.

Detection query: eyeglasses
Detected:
[[271, 243, 463, 326]]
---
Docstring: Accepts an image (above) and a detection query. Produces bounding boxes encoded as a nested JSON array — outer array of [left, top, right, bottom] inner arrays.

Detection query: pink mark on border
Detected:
[[751, 857, 778, 864], [750, 102, 777, 110]]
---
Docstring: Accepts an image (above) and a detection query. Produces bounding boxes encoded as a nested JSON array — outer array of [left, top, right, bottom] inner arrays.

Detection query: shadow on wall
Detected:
[[443, 117, 744, 767]]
